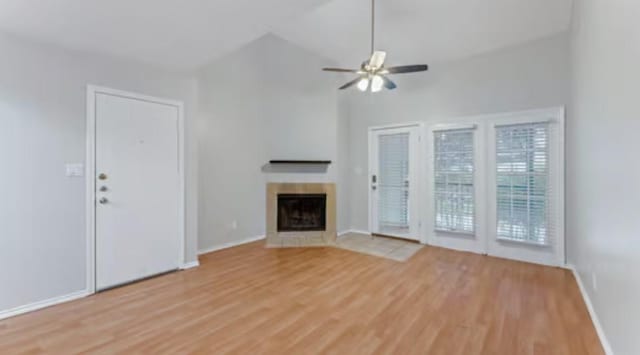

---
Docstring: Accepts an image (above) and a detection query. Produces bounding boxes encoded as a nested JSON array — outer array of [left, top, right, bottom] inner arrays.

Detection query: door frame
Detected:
[[367, 122, 425, 242], [425, 122, 489, 253], [424, 107, 565, 266], [85, 85, 186, 294], [485, 107, 566, 266]]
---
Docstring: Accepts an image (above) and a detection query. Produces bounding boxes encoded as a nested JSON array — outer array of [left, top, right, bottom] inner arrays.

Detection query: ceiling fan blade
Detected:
[[339, 77, 363, 90], [369, 51, 387, 69], [381, 76, 397, 90], [385, 64, 429, 74], [323, 68, 359, 73]]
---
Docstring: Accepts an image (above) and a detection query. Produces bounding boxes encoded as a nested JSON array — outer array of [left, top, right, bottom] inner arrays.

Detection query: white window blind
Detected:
[[378, 133, 410, 235], [434, 129, 475, 233], [495, 122, 550, 245]]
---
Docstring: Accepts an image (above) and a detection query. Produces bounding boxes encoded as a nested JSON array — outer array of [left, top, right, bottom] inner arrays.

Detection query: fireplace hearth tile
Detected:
[[266, 183, 336, 248]]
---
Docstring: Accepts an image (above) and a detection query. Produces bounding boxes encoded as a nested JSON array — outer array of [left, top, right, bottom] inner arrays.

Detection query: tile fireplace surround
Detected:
[[266, 183, 336, 248]]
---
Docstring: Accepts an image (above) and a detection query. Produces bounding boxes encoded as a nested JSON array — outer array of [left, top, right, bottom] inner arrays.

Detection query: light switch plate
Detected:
[[66, 163, 84, 177]]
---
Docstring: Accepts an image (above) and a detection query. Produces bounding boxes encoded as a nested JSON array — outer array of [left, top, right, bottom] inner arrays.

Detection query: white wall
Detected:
[[0, 31, 199, 314], [197, 34, 348, 252], [342, 33, 571, 232], [568, 1, 640, 354]]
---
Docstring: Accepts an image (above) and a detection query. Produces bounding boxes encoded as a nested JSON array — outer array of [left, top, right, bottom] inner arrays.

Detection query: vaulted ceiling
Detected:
[[0, 0, 573, 71], [274, 0, 574, 68]]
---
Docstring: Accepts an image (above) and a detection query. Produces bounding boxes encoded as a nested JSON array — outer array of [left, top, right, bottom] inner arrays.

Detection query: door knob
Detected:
[[99, 186, 108, 192], [99, 197, 109, 204], [98, 173, 107, 180]]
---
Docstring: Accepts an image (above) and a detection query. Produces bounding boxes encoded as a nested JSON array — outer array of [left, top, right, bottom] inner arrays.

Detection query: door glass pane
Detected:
[[378, 132, 410, 235], [495, 123, 549, 244], [434, 129, 475, 233]]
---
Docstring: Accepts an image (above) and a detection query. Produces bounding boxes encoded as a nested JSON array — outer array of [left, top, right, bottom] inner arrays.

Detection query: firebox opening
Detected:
[[277, 194, 327, 232]]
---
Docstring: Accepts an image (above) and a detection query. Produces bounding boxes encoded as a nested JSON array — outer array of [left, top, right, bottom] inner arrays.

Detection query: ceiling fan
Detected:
[[322, 0, 429, 92]]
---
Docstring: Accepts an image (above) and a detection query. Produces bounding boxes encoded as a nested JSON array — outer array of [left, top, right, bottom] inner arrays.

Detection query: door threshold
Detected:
[[371, 233, 421, 244]]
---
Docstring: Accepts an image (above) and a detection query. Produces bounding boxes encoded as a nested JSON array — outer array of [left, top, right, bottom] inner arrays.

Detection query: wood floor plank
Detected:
[[0, 242, 604, 354]]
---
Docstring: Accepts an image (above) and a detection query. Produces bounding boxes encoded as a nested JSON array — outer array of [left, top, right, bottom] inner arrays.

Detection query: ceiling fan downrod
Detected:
[[371, 0, 375, 55], [321, 0, 429, 92]]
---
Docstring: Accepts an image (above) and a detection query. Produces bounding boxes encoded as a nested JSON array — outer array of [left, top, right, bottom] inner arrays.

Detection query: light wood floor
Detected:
[[0, 241, 603, 354]]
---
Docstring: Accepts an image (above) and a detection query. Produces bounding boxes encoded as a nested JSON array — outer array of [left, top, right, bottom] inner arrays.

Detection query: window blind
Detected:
[[495, 122, 549, 245], [434, 129, 475, 233], [378, 133, 410, 234]]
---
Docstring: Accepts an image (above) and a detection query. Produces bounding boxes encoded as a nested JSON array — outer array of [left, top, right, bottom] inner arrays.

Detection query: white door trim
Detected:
[[368, 122, 424, 131], [85, 85, 186, 294]]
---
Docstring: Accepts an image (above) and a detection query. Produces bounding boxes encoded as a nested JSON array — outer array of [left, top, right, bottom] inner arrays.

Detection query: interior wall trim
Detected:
[[180, 260, 200, 270], [0, 290, 91, 321], [338, 229, 371, 237], [198, 235, 266, 255], [568, 264, 614, 355]]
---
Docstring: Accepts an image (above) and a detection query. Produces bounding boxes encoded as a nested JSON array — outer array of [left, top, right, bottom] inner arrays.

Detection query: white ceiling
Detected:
[[273, 0, 574, 68], [0, 0, 334, 70], [0, 0, 573, 71]]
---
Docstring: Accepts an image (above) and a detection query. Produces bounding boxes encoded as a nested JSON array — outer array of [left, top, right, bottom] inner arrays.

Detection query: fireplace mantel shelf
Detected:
[[269, 160, 332, 165]]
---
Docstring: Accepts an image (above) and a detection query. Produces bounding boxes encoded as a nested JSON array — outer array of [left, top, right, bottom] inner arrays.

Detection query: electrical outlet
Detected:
[[591, 272, 597, 292]]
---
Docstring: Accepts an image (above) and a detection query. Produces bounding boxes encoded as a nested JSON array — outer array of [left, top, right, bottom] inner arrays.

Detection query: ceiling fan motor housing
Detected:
[[321, 0, 428, 91]]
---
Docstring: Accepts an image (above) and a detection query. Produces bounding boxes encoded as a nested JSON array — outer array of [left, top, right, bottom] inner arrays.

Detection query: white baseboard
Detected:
[[428, 239, 483, 255], [568, 264, 614, 355], [0, 289, 91, 321], [180, 260, 200, 270], [338, 229, 370, 237], [198, 235, 266, 255]]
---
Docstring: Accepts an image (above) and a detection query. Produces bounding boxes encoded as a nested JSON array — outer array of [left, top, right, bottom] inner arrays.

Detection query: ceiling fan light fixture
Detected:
[[322, 0, 428, 92], [371, 75, 384, 92], [357, 77, 370, 91]]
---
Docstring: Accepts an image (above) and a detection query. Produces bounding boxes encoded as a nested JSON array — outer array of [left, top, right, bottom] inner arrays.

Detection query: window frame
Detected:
[[432, 125, 477, 235], [485, 108, 565, 266], [494, 121, 551, 246], [425, 122, 488, 255]]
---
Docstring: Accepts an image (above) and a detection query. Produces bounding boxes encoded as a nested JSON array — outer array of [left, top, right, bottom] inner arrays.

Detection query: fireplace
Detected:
[[277, 194, 327, 232], [266, 183, 336, 247]]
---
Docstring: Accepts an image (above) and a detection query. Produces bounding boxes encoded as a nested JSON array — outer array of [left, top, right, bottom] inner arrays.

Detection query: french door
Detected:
[[426, 124, 488, 254], [369, 125, 422, 241], [485, 110, 565, 266], [425, 108, 565, 266]]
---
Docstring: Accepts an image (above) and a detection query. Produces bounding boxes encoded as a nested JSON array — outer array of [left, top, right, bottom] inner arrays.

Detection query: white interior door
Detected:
[[369, 125, 421, 241], [95, 92, 182, 291]]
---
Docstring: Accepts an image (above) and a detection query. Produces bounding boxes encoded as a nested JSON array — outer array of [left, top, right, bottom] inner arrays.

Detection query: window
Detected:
[[495, 122, 549, 245], [434, 128, 475, 233], [427, 109, 563, 266]]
